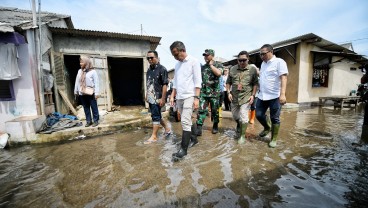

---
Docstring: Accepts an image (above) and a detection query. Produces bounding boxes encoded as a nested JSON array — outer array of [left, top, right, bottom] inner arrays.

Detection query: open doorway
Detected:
[[108, 57, 144, 106], [63, 55, 80, 105]]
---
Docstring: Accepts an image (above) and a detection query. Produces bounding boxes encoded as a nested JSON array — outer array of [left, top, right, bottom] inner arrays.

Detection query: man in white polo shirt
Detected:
[[256, 44, 288, 148], [169, 41, 202, 161]]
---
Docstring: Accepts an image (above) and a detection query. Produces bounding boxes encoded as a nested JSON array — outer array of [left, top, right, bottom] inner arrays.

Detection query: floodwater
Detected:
[[1, 106, 367, 208]]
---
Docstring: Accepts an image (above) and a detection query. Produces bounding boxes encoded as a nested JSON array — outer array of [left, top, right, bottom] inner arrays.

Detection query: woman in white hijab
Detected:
[[74, 55, 100, 127]]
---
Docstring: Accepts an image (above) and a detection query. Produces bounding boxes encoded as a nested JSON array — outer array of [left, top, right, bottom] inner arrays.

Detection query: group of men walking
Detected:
[[145, 41, 288, 162]]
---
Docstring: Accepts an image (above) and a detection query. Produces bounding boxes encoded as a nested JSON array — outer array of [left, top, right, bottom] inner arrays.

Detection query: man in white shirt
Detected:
[[256, 44, 288, 148], [169, 41, 202, 161]]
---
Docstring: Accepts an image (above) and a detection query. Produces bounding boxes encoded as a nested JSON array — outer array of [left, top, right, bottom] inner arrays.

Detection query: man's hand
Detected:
[[193, 98, 199, 109], [228, 93, 233, 102], [248, 96, 254, 105], [279, 94, 287, 104], [170, 95, 175, 106], [95, 95, 99, 100], [159, 98, 166, 107]]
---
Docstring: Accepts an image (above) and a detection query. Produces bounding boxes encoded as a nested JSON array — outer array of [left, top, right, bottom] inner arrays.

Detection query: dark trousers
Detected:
[[80, 94, 99, 123], [250, 97, 258, 111], [364, 102, 368, 125], [149, 103, 162, 124], [219, 91, 224, 106], [256, 98, 281, 126], [223, 91, 231, 111]]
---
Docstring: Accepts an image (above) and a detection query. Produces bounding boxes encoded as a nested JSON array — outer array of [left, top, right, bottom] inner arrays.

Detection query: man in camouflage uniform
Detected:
[[226, 51, 258, 144], [196, 49, 224, 135]]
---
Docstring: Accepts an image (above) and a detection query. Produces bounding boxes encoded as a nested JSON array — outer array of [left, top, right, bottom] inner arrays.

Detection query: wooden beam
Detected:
[[285, 48, 296, 64], [58, 89, 79, 118]]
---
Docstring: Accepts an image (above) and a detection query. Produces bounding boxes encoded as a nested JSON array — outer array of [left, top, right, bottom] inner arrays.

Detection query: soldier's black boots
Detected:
[[196, 124, 202, 136], [189, 124, 198, 148], [172, 131, 191, 162], [212, 122, 219, 134]]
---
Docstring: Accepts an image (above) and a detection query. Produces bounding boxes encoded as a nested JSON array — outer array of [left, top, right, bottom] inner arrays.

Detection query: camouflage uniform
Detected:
[[196, 61, 224, 125]]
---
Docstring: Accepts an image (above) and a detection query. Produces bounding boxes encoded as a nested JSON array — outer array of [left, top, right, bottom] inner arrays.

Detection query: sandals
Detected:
[[143, 138, 157, 144]]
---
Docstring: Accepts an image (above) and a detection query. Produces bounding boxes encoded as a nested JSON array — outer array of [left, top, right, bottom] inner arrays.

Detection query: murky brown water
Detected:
[[1, 106, 368, 208]]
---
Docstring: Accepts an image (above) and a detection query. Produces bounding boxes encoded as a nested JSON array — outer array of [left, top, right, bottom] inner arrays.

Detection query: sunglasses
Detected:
[[238, 59, 248, 62], [259, 51, 270, 56], [146, 57, 155, 60]]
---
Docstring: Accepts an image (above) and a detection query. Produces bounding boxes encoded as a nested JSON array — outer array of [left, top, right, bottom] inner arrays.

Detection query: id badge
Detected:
[[237, 84, 243, 91]]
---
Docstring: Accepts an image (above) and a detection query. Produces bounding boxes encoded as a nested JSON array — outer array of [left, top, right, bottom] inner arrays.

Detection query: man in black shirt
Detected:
[[144, 50, 171, 144]]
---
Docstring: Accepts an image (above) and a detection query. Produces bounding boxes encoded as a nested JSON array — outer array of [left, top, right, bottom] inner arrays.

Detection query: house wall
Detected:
[[0, 43, 38, 132], [329, 61, 362, 96], [297, 42, 317, 103], [297, 43, 362, 103], [52, 35, 151, 57], [276, 45, 300, 103], [47, 19, 69, 28], [1, 23, 67, 132]]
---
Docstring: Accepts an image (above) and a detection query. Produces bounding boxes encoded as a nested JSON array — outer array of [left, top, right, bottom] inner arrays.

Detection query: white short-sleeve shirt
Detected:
[[173, 55, 202, 99], [258, 56, 288, 101]]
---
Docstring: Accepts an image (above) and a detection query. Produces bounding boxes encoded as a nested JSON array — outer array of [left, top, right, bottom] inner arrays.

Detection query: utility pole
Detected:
[[38, 0, 45, 115], [141, 24, 142, 35]]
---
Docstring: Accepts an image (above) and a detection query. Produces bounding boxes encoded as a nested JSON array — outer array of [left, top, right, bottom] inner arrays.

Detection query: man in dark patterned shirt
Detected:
[[144, 50, 171, 144], [196, 49, 224, 135]]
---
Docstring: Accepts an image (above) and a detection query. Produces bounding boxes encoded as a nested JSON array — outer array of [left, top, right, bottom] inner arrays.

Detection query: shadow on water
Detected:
[[0, 106, 367, 207]]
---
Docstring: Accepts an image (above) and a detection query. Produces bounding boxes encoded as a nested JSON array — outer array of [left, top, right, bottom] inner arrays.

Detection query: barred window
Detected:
[[312, 65, 329, 88]]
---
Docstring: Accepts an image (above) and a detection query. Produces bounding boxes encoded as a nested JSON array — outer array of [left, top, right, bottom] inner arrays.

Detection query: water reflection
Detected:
[[0, 107, 367, 207]]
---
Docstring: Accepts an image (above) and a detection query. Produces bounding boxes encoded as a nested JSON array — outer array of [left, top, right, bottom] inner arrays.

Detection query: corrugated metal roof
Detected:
[[0, 6, 74, 31], [224, 33, 366, 66], [49, 27, 161, 49], [312, 50, 367, 64], [248, 33, 355, 55]]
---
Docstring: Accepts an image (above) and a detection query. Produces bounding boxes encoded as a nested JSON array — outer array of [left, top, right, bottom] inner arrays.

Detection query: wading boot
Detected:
[[189, 124, 198, 148], [269, 124, 280, 148], [361, 125, 368, 143], [196, 124, 203, 136], [259, 117, 271, 137], [249, 110, 256, 124], [212, 122, 219, 134], [236, 120, 241, 134], [238, 123, 248, 144], [172, 131, 191, 162]]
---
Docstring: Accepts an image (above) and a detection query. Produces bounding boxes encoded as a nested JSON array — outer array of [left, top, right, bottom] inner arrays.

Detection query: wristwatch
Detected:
[[194, 96, 200, 99]]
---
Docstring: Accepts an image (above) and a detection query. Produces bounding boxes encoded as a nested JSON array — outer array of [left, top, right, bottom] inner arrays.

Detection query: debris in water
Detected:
[[70, 135, 86, 140]]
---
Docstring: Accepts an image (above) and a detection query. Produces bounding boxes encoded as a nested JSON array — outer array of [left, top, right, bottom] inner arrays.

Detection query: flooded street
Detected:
[[1, 106, 367, 208]]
